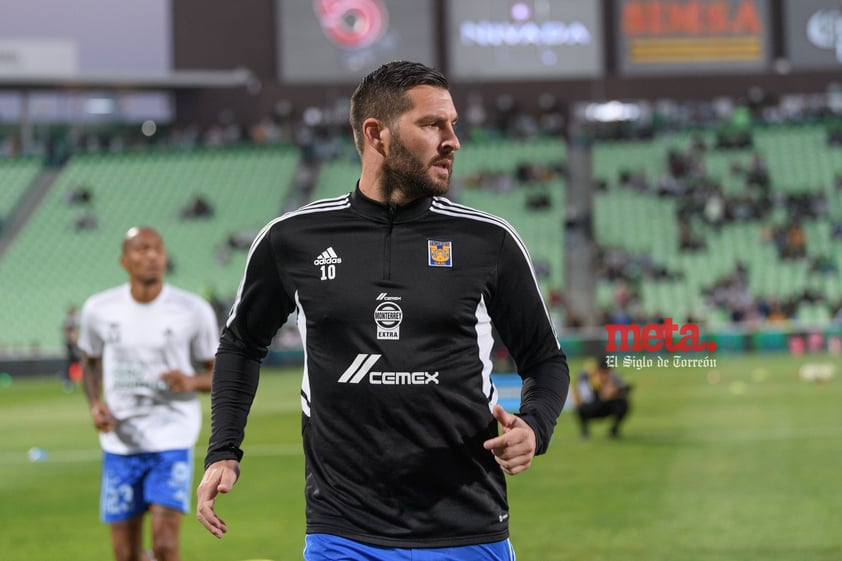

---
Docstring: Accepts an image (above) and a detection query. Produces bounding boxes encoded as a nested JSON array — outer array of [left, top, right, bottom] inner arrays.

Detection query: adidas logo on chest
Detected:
[[313, 246, 342, 266], [314, 247, 342, 281]]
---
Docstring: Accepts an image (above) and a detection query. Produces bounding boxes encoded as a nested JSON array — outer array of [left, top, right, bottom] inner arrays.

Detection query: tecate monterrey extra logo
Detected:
[[374, 300, 402, 340]]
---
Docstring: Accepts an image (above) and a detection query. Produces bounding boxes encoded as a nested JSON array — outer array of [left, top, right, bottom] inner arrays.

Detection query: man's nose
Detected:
[[442, 126, 460, 151]]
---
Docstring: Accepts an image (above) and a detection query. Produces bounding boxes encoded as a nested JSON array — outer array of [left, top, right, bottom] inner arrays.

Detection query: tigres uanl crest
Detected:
[[427, 240, 452, 267]]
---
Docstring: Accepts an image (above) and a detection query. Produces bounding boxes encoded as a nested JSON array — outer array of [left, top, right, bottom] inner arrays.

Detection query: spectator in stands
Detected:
[[73, 211, 98, 232], [691, 134, 707, 152], [811, 191, 829, 219], [203, 125, 225, 147], [66, 185, 93, 205], [656, 171, 681, 197], [784, 220, 807, 259], [180, 193, 214, 220], [703, 186, 725, 229], [830, 220, 842, 240], [532, 258, 550, 280], [679, 222, 706, 251], [746, 152, 770, 191], [214, 230, 255, 265], [764, 298, 789, 324], [810, 255, 837, 274], [667, 148, 690, 179], [572, 356, 632, 439], [832, 301, 842, 324], [526, 190, 552, 210]]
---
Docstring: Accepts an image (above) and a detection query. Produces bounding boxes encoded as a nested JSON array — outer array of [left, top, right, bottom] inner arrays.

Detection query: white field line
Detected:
[[0, 443, 303, 466]]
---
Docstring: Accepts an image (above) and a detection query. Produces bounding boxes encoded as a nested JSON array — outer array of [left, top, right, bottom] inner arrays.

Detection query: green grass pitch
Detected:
[[1, 353, 841, 561]]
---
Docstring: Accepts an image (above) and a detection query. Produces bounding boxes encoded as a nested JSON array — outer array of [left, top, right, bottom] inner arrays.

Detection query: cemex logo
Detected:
[[605, 318, 717, 352], [338, 353, 439, 385]]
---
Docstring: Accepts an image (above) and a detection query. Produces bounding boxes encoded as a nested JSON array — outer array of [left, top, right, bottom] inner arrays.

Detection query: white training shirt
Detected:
[[78, 283, 219, 455]]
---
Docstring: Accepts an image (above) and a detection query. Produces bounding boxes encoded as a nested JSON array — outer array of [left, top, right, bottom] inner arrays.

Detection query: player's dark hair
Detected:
[[349, 60, 449, 155]]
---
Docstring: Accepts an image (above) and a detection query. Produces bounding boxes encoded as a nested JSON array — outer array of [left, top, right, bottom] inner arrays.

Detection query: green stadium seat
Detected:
[[0, 146, 301, 354], [0, 156, 42, 223]]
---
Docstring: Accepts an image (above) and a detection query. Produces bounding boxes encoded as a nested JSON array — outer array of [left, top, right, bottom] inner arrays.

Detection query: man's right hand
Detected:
[[196, 460, 241, 538], [90, 401, 116, 433]]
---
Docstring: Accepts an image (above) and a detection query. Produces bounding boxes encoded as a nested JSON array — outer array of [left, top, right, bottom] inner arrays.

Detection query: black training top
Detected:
[[205, 187, 570, 548]]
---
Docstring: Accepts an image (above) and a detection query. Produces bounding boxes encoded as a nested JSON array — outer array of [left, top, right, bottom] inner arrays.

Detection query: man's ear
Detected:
[[362, 117, 389, 156]]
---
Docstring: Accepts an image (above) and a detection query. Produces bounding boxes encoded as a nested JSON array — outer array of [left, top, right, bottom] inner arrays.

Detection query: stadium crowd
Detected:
[[2, 91, 842, 359]]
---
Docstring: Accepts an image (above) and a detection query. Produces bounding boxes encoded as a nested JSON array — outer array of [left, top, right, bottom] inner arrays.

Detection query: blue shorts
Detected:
[[304, 533, 516, 561], [100, 449, 193, 523]]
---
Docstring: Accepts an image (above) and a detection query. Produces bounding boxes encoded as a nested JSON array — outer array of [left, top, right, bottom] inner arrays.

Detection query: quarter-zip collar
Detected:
[[350, 184, 433, 223]]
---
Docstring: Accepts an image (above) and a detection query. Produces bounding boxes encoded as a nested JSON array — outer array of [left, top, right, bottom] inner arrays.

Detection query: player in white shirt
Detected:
[[78, 226, 219, 561]]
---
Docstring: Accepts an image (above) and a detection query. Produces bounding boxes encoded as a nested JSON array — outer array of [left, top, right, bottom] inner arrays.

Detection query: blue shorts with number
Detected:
[[100, 449, 193, 523], [304, 533, 516, 561]]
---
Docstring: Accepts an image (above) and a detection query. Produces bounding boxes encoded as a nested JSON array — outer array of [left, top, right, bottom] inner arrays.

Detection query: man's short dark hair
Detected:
[[349, 60, 449, 155]]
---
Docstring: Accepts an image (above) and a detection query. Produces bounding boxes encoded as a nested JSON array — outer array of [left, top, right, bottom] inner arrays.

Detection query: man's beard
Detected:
[[383, 134, 451, 201]]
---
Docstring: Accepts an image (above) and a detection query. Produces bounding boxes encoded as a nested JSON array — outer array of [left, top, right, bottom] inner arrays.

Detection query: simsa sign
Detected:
[[447, 0, 604, 80], [616, 0, 771, 75], [785, 0, 842, 70]]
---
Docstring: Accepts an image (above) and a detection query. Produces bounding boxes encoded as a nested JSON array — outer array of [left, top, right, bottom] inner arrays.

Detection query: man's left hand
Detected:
[[483, 404, 536, 475]]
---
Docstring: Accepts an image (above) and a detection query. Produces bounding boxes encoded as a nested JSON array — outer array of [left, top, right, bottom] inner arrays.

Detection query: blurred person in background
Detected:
[[61, 304, 81, 390], [573, 355, 632, 439], [78, 226, 219, 561], [196, 60, 569, 561]]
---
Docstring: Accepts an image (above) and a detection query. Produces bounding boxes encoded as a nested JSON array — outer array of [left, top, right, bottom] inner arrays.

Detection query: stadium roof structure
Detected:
[[0, 67, 255, 91], [1, 68, 256, 153]]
